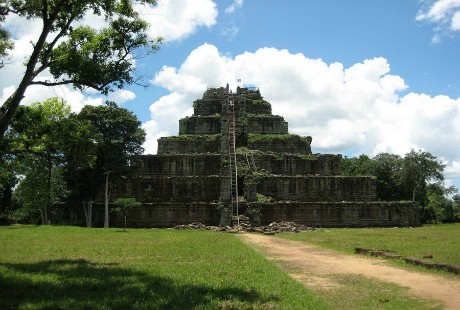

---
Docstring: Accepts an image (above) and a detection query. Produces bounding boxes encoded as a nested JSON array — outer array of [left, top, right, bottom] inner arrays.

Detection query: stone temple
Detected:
[[110, 85, 419, 227]]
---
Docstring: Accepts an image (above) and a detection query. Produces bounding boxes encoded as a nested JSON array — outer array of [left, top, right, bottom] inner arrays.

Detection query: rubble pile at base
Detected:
[[173, 221, 316, 234], [260, 221, 316, 233]]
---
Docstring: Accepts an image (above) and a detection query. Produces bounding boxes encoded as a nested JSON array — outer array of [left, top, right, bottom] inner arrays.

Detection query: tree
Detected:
[[14, 163, 68, 224], [6, 98, 72, 224], [372, 153, 404, 200], [112, 197, 140, 231], [401, 149, 445, 203], [421, 183, 458, 223], [0, 0, 161, 138], [340, 154, 375, 176], [60, 114, 99, 227], [79, 102, 145, 228], [0, 20, 13, 69]]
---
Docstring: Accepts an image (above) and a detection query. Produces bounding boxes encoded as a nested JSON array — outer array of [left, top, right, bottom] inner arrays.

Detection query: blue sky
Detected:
[[1, 0, 460, 188]]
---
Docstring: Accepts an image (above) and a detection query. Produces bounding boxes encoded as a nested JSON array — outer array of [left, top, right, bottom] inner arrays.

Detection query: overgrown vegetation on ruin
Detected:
[[0, 226, 327, 309], [159, 134, 220, 141], [248, 133, 310, 144]]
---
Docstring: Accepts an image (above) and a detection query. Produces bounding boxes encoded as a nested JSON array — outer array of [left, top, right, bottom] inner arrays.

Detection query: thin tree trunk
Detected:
[[83, 200, 93, 228], [412, 187, 416, 202], [45, 156, 52, 225], [83, 201, 88, 227], [124, 215, 127, 232], [40, 209, 45, 225], [104, 172, 110, 228], [88, 200, 92, 228]]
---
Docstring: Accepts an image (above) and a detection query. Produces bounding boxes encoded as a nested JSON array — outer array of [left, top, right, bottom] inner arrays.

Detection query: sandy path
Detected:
[[240, 233, 460, 310]]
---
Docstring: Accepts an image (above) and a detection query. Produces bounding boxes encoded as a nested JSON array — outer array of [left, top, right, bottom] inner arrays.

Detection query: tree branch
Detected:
[[29, 79, 105, 92], [34, 14, 78, 75]]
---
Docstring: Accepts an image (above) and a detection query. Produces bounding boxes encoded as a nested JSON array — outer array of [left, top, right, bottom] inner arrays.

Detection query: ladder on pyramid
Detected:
[[227, 90, 239, 226]]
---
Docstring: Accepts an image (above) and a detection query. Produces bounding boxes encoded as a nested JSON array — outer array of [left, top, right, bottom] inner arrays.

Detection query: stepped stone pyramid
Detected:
[[111, 85, 419, 227]]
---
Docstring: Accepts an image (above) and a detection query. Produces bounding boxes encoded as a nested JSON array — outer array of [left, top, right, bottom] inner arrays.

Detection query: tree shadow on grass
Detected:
[[0, 259, 278, 309]]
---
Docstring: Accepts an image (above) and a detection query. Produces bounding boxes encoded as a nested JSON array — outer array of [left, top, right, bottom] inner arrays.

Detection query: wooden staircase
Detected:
[[227, 91, 239, 225]]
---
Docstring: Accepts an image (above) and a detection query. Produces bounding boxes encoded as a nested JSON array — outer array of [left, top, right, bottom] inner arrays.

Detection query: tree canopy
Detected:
[[0, 0, 161, 138], [1, 98, 145, 226], [341, 150, 457, 223]]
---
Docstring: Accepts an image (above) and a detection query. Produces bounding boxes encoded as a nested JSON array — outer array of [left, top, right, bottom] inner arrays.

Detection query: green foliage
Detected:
[[112, 197, 141, 213], [1, 98, 145, 226], [112, 197, 141, 230], [248, 133, 309, 144], [401, 149, 445, 203], [341, 150, 452, 224], [0, 25, 13, 69], [78, 102, 145, 228], [0, 0, 161, 137], [341, 154, 375, 176], [14, 166, 68, 223], [160, 134, 220, 141], [0, 226, 327, 309], [78, 102, 145, 174], [256, 193, 273, 203], [420, 184, 458, 223], [5, 98, 73, 224]]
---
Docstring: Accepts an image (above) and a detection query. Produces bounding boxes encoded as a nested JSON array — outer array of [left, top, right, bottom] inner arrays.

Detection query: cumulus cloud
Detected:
[[107, 89, 137, 104], [143, 43, 460, 185], [135, 0, 218, 42], [225, 0, 244, 14], [1, 0, 216, 115], [417, 0, 460, 41]]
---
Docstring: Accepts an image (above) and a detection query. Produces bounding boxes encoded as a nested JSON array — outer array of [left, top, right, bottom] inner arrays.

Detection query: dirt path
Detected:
[[240, 233, 460, 310]]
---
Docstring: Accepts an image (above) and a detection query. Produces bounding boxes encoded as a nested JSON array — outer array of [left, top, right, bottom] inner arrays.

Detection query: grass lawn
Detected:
[[0, 225, 327, 310], [277, 224, 460, 267]]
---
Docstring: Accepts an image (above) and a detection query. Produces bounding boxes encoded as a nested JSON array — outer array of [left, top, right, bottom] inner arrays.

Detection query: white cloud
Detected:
[[107, 89, 136, 104], [417, 0, 460, 40], [225, 0, 244, 14], [1, 0, 213, 119], [143, 43, 460, 187], [135, 0, 218, 42], [451, 11, 460, 29]]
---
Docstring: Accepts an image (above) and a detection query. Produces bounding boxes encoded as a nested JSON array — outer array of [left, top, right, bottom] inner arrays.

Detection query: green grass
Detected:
[[313, 274, 442, 310], [0, 226, 327, 309], [277, 224, 460, 266]]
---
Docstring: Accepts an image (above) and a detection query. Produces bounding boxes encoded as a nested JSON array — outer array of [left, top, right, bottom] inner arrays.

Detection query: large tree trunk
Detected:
[[0, 16, 54, 138], [104, 172, 110, 228]]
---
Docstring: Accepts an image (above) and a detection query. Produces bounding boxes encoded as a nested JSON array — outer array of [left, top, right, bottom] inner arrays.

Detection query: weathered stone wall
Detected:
[[251, 154, 340, 176], [54, 201, 418, 228], [179, 116, 221, 134], [247, 116, 288, 134], [111, 203, 220, 227], [157, 135, 220, 154], [112, 175, 221, 202], [257, 176, 377, 202], [256, 201, 419, 227], [193, 99, 222, 116], [247, 134, 312, 154], [130, 154, 220, 176]]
